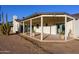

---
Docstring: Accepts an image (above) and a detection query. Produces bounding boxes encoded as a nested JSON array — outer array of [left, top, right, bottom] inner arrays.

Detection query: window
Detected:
[[36, 24, 39, 28], [46, 23, 48, 26], [62, 24, 65, 31]]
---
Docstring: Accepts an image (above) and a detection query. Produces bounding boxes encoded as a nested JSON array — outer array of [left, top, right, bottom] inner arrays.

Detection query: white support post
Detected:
[[65, 16, 67, 41], [41, 16, 43, 40], [23, 21, 25, 34], [30, 19, 32, 37], [50, 25, 51, 35]]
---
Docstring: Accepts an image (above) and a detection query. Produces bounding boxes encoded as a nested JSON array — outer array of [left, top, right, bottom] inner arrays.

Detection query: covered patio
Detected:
[[21, 14, 75, 42]]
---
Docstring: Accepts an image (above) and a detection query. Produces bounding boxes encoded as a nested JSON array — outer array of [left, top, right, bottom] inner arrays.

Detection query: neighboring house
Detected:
[[12, 12, 79, 41], [13, 16, 21, 33]]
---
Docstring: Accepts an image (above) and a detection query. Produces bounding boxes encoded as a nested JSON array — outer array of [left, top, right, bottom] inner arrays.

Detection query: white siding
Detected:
[[51, 25, 57, 35], [34, 25, 57, 35], [13, 16, 20, 33], [74, 19, 79, 38], [43, 26, 50, 34], [66, 20, 74, 38], [34, 26, 41, 33]]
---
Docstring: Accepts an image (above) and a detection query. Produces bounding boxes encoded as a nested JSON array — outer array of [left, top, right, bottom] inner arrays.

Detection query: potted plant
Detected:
[[60, 31, 65, 39]]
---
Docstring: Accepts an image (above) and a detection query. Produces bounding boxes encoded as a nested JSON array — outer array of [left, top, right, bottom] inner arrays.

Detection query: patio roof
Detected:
[[24, 17, 65, 26], [22, 12, 71, 20], [15, 12, 71, 21], [16, 12, 76, 23]]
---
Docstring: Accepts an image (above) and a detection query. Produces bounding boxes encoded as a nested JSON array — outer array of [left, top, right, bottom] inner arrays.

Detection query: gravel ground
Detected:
[[0, 33, 79, 54], [0, 34, 47, 54]]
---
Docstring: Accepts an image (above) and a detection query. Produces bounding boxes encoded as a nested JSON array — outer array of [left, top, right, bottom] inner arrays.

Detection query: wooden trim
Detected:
[[42, 15, 66, 17], [21, 15, 41, 22]]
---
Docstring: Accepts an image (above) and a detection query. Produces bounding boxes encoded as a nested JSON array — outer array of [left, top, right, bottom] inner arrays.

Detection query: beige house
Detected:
[[13, 12, 79, 42]]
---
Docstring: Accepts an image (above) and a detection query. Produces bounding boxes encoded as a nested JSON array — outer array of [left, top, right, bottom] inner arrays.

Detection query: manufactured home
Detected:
[[12, 12, 79, 42]]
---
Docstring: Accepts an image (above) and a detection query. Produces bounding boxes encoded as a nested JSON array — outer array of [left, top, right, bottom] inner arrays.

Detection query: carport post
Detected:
[[23, 21, 25, 34], [30, 19, 32, 37], [65, 15, 67, 41], [41, 16, 43, 40]]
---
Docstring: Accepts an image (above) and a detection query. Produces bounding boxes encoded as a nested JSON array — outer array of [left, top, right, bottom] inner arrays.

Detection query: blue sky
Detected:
[[1, 5, 79, 22]]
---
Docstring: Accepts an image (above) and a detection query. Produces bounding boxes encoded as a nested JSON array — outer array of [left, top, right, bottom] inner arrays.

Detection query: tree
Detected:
[[0, 12, 6, 34], [5, 14, 11, 35], [0, 13, 11, 35]]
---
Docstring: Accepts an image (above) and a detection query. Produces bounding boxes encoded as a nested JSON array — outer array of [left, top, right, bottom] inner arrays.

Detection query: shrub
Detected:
[[0, 24, 6, 34], [6, 22, 11, 35]]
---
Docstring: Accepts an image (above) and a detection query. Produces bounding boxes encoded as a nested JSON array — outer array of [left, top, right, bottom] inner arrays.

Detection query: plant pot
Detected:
[[60, 35, 64, 39]]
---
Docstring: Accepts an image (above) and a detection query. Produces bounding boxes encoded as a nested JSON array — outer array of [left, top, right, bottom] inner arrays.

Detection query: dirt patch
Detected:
[[0, 33, 79, 54]]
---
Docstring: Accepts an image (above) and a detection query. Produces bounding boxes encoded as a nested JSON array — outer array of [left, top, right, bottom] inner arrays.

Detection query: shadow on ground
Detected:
[[19, 35, 53, 54]]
